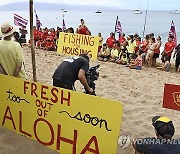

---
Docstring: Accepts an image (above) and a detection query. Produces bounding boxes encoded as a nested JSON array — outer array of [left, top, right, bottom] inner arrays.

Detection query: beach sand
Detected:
[[0, 46, 180, 154]]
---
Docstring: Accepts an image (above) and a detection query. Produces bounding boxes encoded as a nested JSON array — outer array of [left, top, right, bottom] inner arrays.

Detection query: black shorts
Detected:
[[165, 56, 171, 62], [53, 78, 74, 90], [153, 53, 159, 58], [161, 55, 171, 63]]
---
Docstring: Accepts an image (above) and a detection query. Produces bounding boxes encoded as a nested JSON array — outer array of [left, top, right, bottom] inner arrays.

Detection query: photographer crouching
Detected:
[[52, 54, 94, 94]]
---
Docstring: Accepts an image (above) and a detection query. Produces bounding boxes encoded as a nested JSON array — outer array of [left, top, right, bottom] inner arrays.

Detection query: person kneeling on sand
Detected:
[[97, 43, 110, 62], [129, 50, 143, 70], [157, 56, 171, 72], [52, 54, 93, 94], [133, 116, 180, 154]]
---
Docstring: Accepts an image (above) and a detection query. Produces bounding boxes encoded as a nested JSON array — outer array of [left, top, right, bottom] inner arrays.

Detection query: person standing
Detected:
[[0, 22, 26, 79], [19, 28, 28, 45], [52, 54, 93, 93], [146, 37, 156, 67], [153, 36, 162, 66], [76, 19, 91, 35], [161, 35, 175, 63], [98, 32, 103, 52], [173, 43, 180, 72]]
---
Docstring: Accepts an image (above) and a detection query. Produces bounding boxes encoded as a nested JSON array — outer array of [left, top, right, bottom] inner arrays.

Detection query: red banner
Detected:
[[163, 83, 180, 111]]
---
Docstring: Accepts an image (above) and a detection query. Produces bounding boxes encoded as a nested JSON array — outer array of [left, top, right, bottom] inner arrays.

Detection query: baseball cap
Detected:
[[152, 116, 175, 138]]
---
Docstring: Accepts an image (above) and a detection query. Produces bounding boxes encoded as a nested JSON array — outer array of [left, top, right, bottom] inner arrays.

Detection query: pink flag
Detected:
[[14, 13, 28, 29]]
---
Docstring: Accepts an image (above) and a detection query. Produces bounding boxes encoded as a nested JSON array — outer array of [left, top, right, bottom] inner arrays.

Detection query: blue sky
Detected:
[[0, 0, 180, 11]]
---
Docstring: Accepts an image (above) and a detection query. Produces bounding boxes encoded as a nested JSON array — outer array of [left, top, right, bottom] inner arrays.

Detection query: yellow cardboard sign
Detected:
[[0, 74, 123, 154], [57, 32, 99, 60]]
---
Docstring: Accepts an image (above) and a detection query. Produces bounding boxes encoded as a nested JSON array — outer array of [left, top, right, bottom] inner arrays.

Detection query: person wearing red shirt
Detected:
[[140, 35, 149, 64], [50, 28, 56, 38], [162, 35, 175, 62], [45, 38, 55, 51], [141, 35, 149, 53], [135, 37, 141, 54], [41, 28, 49, 41], [33, 26, 39, 45], [76, 19, 91, 35], [118, 33, 126, 45], [38, 28, 43, 39], [106, 32, 116, 49]]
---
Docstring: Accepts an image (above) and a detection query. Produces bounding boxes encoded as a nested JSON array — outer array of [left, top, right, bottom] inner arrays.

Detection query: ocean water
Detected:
[[0, 9, 180, 45]]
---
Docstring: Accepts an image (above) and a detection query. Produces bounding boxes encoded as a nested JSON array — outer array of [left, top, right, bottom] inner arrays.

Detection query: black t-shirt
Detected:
[[52, 56, 89, 85], [135, 138, 180, 154]]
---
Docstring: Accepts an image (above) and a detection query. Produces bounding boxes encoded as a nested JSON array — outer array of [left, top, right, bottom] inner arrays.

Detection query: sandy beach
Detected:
[[0, 46, 180, 154]]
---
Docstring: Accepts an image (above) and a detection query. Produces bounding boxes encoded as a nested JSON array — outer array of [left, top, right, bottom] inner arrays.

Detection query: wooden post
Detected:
[[114, 16, 118, 39], [29, 0, 37, 82], [142, 0, 149, 38]]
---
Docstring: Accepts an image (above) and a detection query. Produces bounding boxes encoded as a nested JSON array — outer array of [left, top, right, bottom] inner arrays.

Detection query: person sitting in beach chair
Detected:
[[133, 116, 180, 154], [173, 43, 180, 72], [97, 43, 110, 62], [157, 55, 171, 72], [129, 50, 143, 70]]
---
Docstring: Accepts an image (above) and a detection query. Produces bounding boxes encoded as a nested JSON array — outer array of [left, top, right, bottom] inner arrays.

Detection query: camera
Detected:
[[85, 64, 100, 96]]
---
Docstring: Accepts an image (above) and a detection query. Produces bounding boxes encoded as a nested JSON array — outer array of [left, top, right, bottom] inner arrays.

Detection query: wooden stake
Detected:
[[29, 0, 37, 82]]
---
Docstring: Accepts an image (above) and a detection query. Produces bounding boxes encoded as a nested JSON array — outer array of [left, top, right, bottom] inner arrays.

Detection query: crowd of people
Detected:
[[0, 18, 180, 79], [19, 18, 90, 51], [3, 17, 178, 72], [12, 20, 180, 72], [98, 32, 180, 72], [0, 20, 180, 153]]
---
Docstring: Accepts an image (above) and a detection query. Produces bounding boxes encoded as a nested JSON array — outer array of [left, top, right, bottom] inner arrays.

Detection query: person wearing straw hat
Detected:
[[133, 116, 180, 154], [0, 22, 26, 79]]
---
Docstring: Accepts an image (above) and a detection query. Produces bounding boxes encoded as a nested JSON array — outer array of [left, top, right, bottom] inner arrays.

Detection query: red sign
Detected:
[[163, 83, 180, 111]]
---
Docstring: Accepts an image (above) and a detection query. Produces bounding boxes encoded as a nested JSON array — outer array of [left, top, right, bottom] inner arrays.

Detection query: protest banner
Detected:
[[0, 74, 123, 153], [163, 83, 180, 111], [57, 32, 99, 60]]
